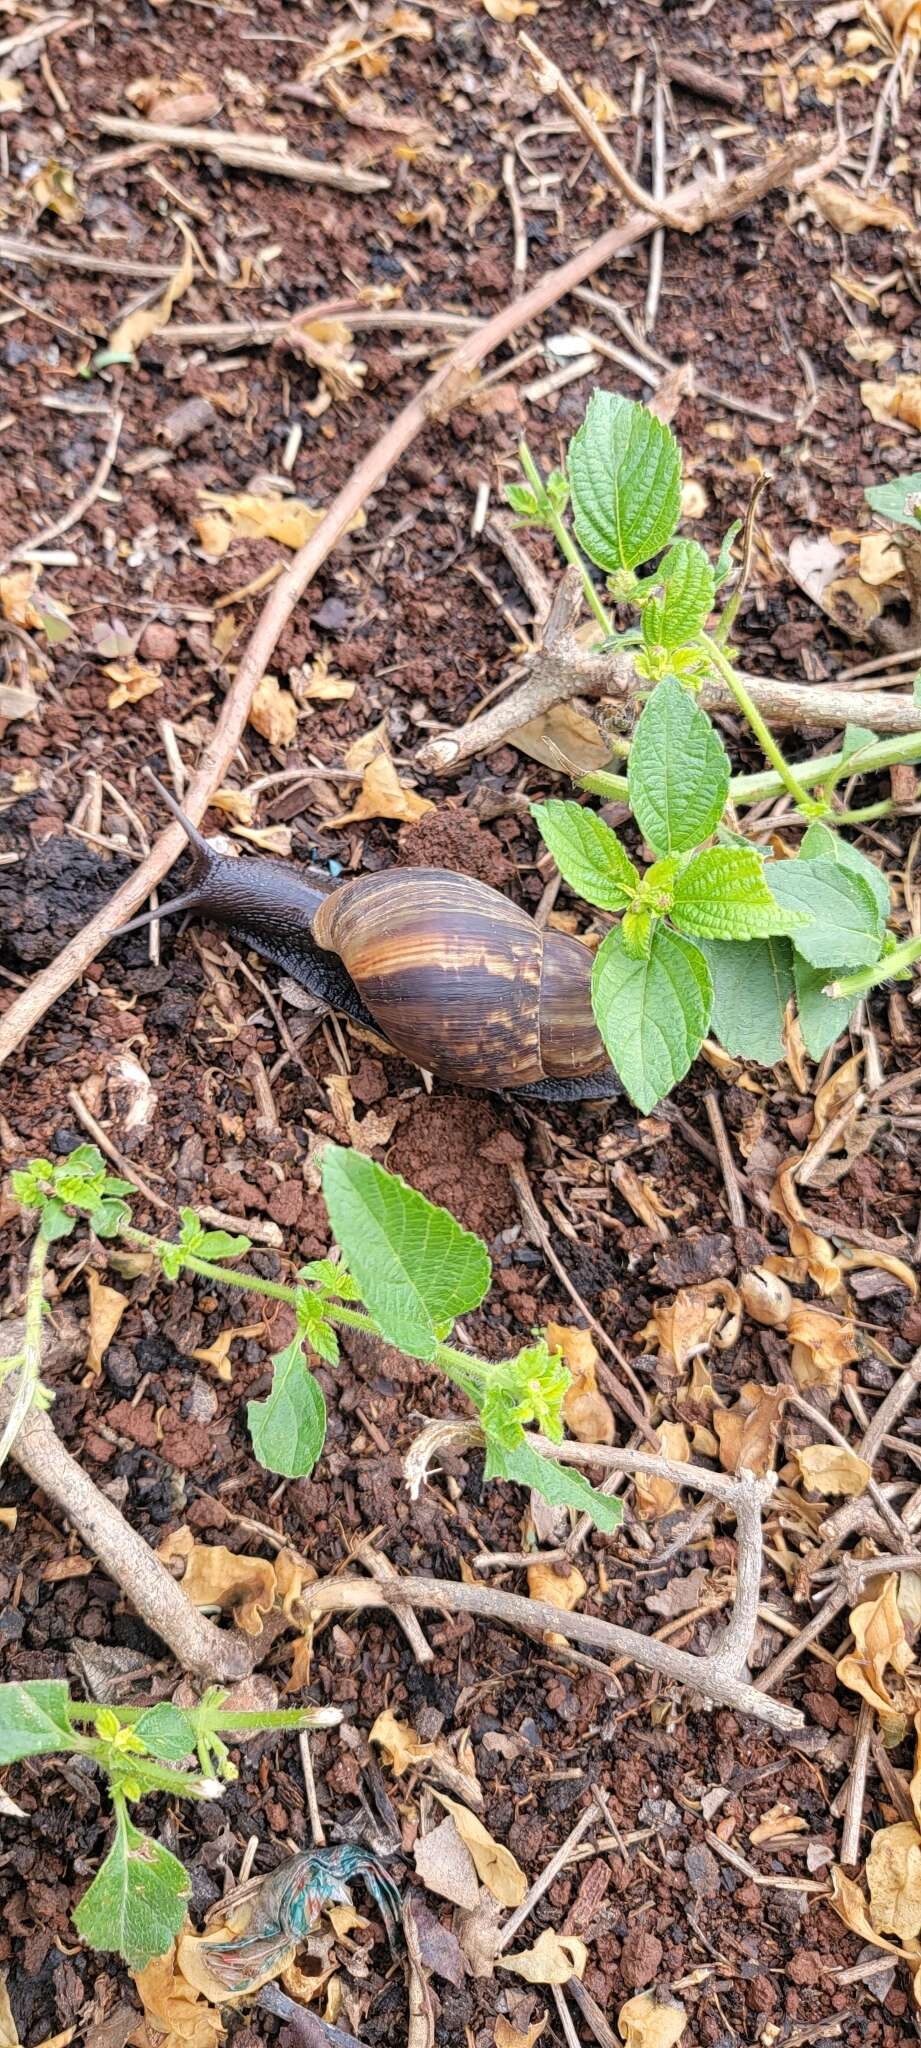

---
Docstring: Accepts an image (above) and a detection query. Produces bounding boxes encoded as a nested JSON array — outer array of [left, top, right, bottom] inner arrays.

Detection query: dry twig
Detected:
[[91, 114, 389, 193]]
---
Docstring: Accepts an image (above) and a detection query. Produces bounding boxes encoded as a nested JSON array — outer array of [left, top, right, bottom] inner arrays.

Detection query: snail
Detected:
[[116, 779, 621, 1103]]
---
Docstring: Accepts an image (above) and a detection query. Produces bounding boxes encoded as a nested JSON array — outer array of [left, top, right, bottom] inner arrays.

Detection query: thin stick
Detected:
[[704, 1091, 747, 1228], [92, 114, 388, 194], [644, 79, 667, 333], [0, 1316, 252, 1680], [0, 143, 835, 1075], [498, 1802, 600, 1951], [551, 1987, 583, 2048], [661, 55, 746, 108], [755, 1585, 847, 1694], [839, 1699, 873, 1867], [502, 150, 528, 293], [66, 1086, 170, 1214], [299, 1729, 326, 1847], [0, 235, 177, 279], [567, 1976, 620, 2048], [0, 409, 123, 572], [352, 1537, 434, 1666], [519, 32, 690, 230]]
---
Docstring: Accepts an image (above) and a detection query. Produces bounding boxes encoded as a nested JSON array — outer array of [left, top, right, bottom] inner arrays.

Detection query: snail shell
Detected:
[[311, 868, 607, 1089]]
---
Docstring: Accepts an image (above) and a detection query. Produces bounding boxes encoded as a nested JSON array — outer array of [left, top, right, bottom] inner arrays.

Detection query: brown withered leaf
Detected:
[[200, 492, 364, 550], [771, 1167, 843, 1295], [830, 1864, 921, 1965], [105, 660, 164, 710], [105, 231, 194, 365], [617, 1992, 686, 2048], [795, 1443, 870, 1497], [546, 1322, 614, 1445], [812, 179, 913, 233], [788, 1304, 858, 1393], [506, 700, 611, 774], [866, 1822, 921, 1941], [0, 569, 43, 630], [714, 1381, 788, 1477], [862, 377, 921, 433], [191, 1321, 264, 1383], [329, 753, 434, 827], [83, 1273, 129, 1380], [650, 1281, 739, 1374], [248, 675, 299, 750], [31, 160, 83, 223], [370, 1710, 483, 1807], [414, 1815, 480, 1911], [811, 1051, 864, 1138], [749, 1802, 807, 1846], [495, 2018, 547, 2048], [527, 1561, 587, 1648], [837, 1574, 915, 1717], [0, 1978, 19, 2048], [288, 318, 367, 403], [158, 1529, 277, 1636], [634, 1422, 690, 1517], [433, 1796, 527, 1907], [860, 533, 904, 586], [131, 1941, 225, 2046], [501, 1931, 587, 1985]]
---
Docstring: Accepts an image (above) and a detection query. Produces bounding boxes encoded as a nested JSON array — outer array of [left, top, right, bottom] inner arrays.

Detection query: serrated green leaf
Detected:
[[132, 1705, 197, 1763], [568, 390, 681, 573], [194, 1229, 251, 1262], [248, 1338, 327, 1479], [73, 1811, 189, 1969], [865, 471, 921, 530], [672, 847, 807, 941], [628, 677, 730, 855], [767, 858, 884, 969], [799, 821, 890, 921], [295, 1291, 339, 1365], [39, 1199, 74, 1242], [505, 482, 542, 522], [484, 1433, 623, 1533], [714, 518, 742, 588], [591, 922, 712, 1112], [698, 936, 794, 1065], [531, 798, 638, 911], [89, 1199, 131, 1239], [0, 1680, 76, 1764], [298, 1257, 360, 1301], [793, 954, 857, 1061], [321, 1146, 491, 1362], [621, 907, 654, 957], [11, 1161, 53, 1208], [641, 538, 715, 651]]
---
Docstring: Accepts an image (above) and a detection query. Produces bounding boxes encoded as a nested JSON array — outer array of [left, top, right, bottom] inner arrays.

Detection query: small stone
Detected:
[[267, 1180, 303, 1227], [684, 1842, 721, 1897], [620, 1927, 663, 1988], [138, 622, 180, 663], [788, 1949, 823, 1987]]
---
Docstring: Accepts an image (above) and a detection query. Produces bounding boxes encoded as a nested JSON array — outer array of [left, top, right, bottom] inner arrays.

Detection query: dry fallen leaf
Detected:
[[714, 1381, 788, 1478], [866, 1822, 921, 1941], [877, 0, 921, 43], [634, 1421, 690, 1518], [158, 1529, 278, 1636], [501, 1931, 587, 1986], [200, 492, 364, 551], [495, 2018, 547, 2048], [291, 653, 355, 704], [248, 674, 299, 750], [191, 1322, 264, 1383], [507, 700, 611, 774], [483, 0, 537, 19], [31, 160, 83, 223], [0, 569, 43, 631], [329, 753, 434, 827], [194, 512, 232, 558], [618, 1992, 686, 2048], [288, 317, 366, 402], [104, 230, 194, 365], [788, 1304, 858, 1393], [85, 1273, 129, 1377], [749, 1802, 808, 1845], [0, 1977, 19, 2048], [105, 660, 164, 711], [811, 1051, 864, 1137], [859, 533, 904, 586], [812, 179, 913, 233], [527, 1561, 587, 1648], [433, 1795, 527, 1907], [413, 1815, 480, 1911], [862, 377, 921, 433], [370, 1709, 483, 1806], [740, 1267, 792, 1329], [830, 1862, 921, 1965], [131, 1941, 225, 2047], [795, 1443, 871, 1497], [837, 1573, 915, 1717], [546, 1322, 614, 1444], [650, 1282, 739, 1374]]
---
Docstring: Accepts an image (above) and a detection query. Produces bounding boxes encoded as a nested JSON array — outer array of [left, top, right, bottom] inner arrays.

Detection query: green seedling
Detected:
[[0, 1679, 336, 1968], [8, 1144, 622, 1531], [509, 392, 920, 1110]]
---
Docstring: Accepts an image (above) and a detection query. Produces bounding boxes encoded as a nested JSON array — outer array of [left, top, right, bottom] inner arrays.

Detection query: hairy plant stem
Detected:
[[580, 722, 921, 808], [0, 1231, 49, 1473], [828, 932, 921, 1002], [518, 439, 613, 637], [700, 634, 818, 815]]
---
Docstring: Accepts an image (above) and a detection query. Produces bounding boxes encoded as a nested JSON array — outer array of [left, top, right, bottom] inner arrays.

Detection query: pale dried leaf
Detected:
[[866, 1822, 921, 1941], [501, 1930, 587, 1986], [483, 0, 537, 19], [507, 700, 611, 774], [546, 1322, 614, 1444], [634, 1422, 690, 1518], [495, 2018, 547, 2048], [788, 1304, 858, 1393], [617, 1992, 686, 2048], [329, 753, 434, 827], [0, 569, 43, 630], [859, 533, 904, 585], [837, 1573, 915, 1715], [877, 0, 921, 44], [0, 1978, 19, 2048], [85, 1273, 129, 1377], [248, 675, 299, 750], [812, 179, 913, 233], [200, 492, 363, 550], [714, 1381, 788, 1478], [740, 1267, 792, 1329], [433, 1795, 527, 1907], [527, 1561, 587, 1618], [413, 1816, 480, 1911], [795, 1443, 870, 1497], [106, 660, 163, 711], [829, 1864, 921, 1962], [749, 1802, 808, 1845], [862, 377, 921, 433], [811, 1051, 864, 1137], [106, 230, 194, 364], [131, 1943, 225, 2046], [191, 1322, 264, 1382], [31, 160, 83, 223], [651, 1283, 733, 1373], [370, 1710, 483, 1806], [158, 1529, 277, 1635]]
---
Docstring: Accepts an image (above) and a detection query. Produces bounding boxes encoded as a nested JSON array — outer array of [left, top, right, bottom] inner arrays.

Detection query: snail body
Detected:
[[118, 781, 618, 1101]]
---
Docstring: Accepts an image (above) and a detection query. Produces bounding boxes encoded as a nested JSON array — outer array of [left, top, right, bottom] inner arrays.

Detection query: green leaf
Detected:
[[672, 847, 807, 941], [568, 390, 681, 573], [505, 482, 542, 522], [766, 858, 884, 969], [865, 471, 921, 530], [628, 677, 730, 855], [131, 1705, 197, 1763], [295, 1291, 339, 1366], [479, 1342, 571, 1446], [0, 1680, 76, 1763], [793, 954, 857, 1061], [73, 1810, 189, 1969], [698, 936, 794, 1065], [321, 1146, 491, 1362], [297, 1257, 360, 1301], [484, 1433, 623, 1533], [641, 538, 715, 651], [799, 821, 890, 921], [591, 923, 712, 1112], [248, 1338, 327, 1479], [10, 1160, 53, 1209], [89, 1198, 131, 1239], [713, 519, 742, 588], [39, 1199, 74, 1242], [531, 798, 638, 911]]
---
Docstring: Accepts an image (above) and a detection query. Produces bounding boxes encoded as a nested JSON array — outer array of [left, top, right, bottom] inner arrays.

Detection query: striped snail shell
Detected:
[[311, 868, 607, 1090]]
